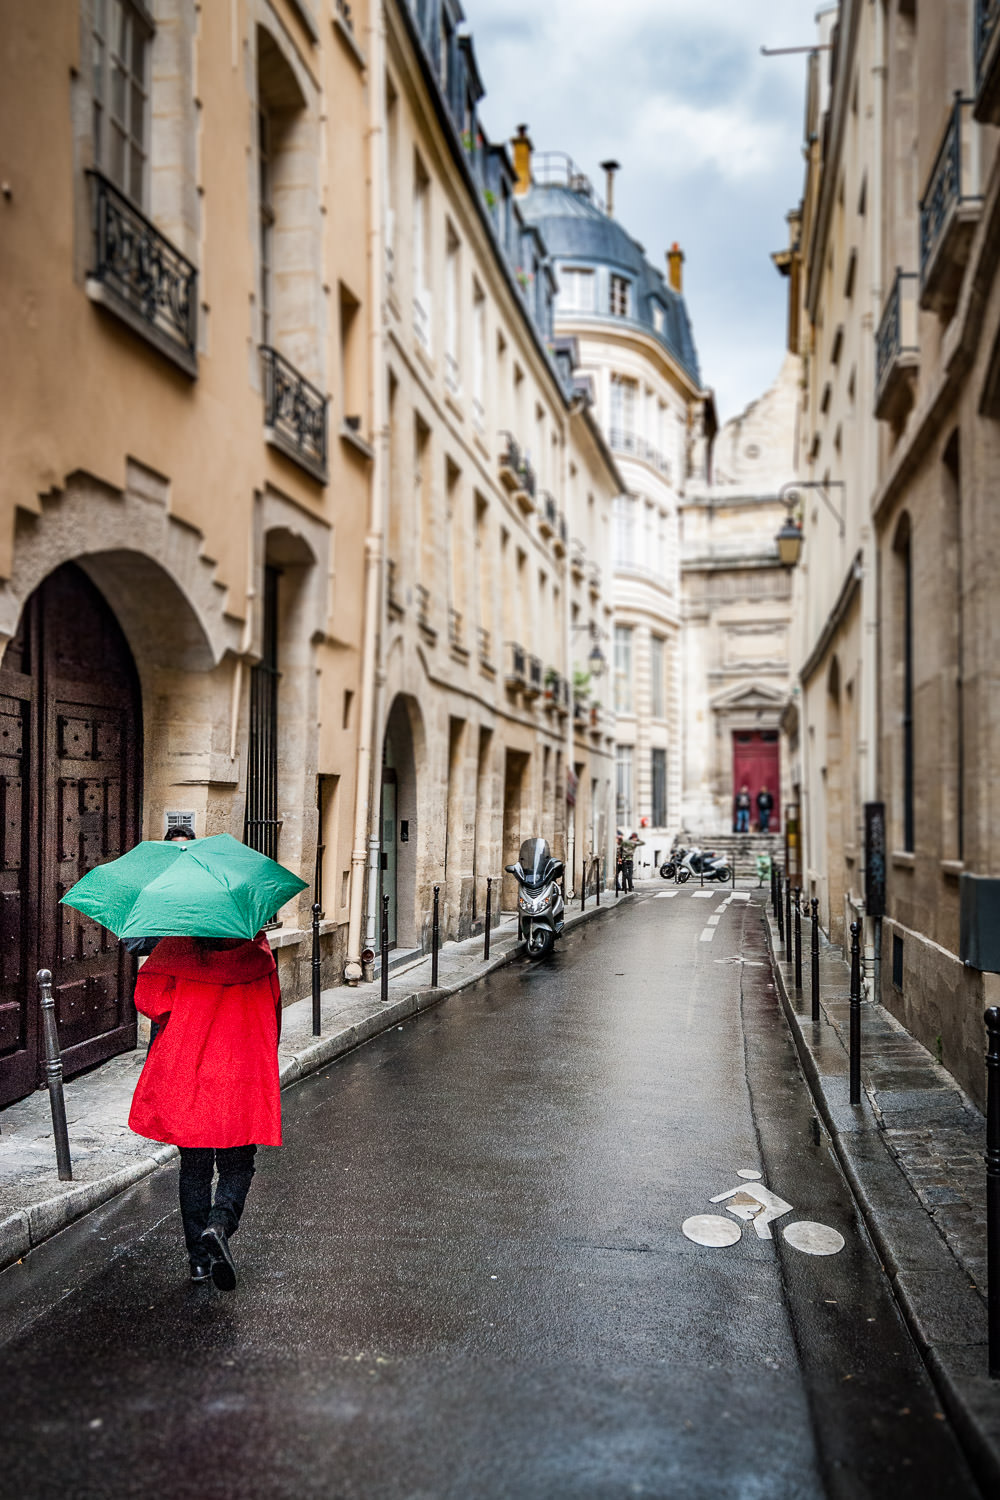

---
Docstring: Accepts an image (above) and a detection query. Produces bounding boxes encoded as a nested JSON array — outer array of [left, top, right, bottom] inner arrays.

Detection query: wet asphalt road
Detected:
[[0, 890, 981, 1500]]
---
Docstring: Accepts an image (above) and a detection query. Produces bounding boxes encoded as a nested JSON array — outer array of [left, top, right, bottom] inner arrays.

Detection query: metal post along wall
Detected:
[[794, 887, 803, 991], [311, 902, 322, 1036], [431, 885, 440, 988], [811, 896, 820, 1023], [850, 920, 862, 1106], [36, 969, 72, 1181], [986, 1007, 1000, 1378], [484, 876, 492, 958]]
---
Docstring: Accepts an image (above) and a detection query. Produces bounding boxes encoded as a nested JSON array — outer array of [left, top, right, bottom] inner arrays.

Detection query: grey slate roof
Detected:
[[519, 181, 702, 387]]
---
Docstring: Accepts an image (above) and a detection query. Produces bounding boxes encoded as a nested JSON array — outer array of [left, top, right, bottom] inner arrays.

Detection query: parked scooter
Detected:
[[679, 845, 732, 884], [505, 836, 565, 958]]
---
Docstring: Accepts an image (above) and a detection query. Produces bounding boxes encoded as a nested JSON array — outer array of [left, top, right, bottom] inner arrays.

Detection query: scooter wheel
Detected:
[[716, 866, 732, 883], [527, 927, 555, 958], [676, 867, 691, 884], [660, 863, 675, 880]]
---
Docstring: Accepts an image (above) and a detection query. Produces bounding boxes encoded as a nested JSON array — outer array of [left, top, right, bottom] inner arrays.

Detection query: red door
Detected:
[[0, 564, 142, 1108], [732, 731, 780, 832]]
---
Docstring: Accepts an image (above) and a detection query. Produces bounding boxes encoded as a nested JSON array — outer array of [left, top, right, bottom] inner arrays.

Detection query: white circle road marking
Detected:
[[737, 1169, 763, 1180], [682, 1215, 742, 1248], [783, 1221, 845, 1256]]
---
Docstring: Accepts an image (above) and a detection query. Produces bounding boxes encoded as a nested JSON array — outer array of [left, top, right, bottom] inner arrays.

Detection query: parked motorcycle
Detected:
[[505, 836, 565, 958], [680, 845, 732, 884]]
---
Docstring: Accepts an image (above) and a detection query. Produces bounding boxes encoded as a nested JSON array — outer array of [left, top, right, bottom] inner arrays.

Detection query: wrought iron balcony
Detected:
[[609, 427, 637, 456], [523, 654, 543, 699], [919, 96, 983, 315], [570, 541, 586, 575], [478, 626, 493, 668], [85, 170, 198, 377], [975, 0, 1000, 123], [261, 346, 328, 483], [875, 270, 919, 426], [497, 431, 536, 506], [505, 640, 527, 688], [539, 491, 558, 537]]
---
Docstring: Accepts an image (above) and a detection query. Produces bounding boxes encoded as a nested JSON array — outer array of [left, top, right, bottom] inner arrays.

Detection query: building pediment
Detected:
[[709, 680, 789, 713]]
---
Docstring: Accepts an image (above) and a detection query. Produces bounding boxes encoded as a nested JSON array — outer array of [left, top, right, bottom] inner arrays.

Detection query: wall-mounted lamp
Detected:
[[572, 620, 607, 676], [775, 479, 846, 567]]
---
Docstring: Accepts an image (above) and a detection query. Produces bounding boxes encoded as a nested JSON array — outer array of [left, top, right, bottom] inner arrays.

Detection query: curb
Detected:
[[0, 892, 632, 1273], [761, 904, 1000, 1496]]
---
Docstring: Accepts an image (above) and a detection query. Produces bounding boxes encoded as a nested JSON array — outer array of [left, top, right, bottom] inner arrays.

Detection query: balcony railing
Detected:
[[85, 169, 198, 377], [570, 541, 586, 575], [524, 654, 543, 699], [505, 640, 527, 687], [609, 427, 637, 456], [919, 95, 983, 314], [478, 626, 492, 668], [497, 431, 536, 501], [261, 346, 328, 483], [539, 491, 557, 536], [444, 351, 461, 396], [975, 0, 1000, 121], [448, 607, 467, 653], [875, 270, 919, 425], [416, 583, 434, 636]]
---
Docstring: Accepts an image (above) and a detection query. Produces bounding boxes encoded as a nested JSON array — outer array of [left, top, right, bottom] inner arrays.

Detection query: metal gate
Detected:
[[0, 563, 142, 1108]]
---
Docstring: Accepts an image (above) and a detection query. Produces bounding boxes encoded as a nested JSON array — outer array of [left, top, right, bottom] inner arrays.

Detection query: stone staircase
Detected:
[[684, 831, 784, 874]]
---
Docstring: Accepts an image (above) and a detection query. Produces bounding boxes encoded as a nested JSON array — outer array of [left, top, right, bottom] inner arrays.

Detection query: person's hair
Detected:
[[164, 825, 195, 841], [191, 935, 244, 959]]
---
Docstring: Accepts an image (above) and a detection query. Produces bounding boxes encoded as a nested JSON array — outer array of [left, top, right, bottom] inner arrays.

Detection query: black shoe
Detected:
[[199, 1223, 237, 1292], [189, 1255, 213, 1283]]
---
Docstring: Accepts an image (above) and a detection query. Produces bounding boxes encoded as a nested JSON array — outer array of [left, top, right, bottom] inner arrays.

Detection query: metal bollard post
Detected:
[[581, 861, 587, 911], [776, 865, 784, 943], [36, 970, 72, 1181], [484, 877, 492, 959], [596, 858, 601, 906], [985, 1007, 1000, 1378], [785, 877, 792, 964], [849, 920, 862, 1106], [381, 893, 390, 1004], [431, 885, 440, 988], [794, 887, 803, 992], [770, 859, 776, 915], [811, 897, 820, 1023], [311, 902, 322, 1036]]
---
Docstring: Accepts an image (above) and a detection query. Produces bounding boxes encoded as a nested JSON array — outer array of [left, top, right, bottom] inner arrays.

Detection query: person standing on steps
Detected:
[[128, 931, 283, 1291], [734, 783, 751, 833], [756, 784, 774, 834]]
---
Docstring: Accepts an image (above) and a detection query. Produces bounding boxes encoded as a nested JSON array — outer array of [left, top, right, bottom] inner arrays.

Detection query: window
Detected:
[[652, 303, 665, 335], [93, 0, 152, 204], [616, 746, 633, 828], [651, 748, 667, 827], [413, 156, 431, 349], [650, 636, 665, 719], [472, 283, 486, 430], [610, 274, 631, 318], [258, 109, 274, 347], [558, 266, 596, 313], [609, 374, 637, 452], [614, 625, 633, 714], [445, 226, 460, 393], [614, 495, 636, 567], [894, 519, 915, 852]]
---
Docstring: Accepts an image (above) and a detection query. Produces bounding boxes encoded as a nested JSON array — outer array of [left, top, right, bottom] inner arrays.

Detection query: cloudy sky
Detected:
[[463, 0, 822, 423]]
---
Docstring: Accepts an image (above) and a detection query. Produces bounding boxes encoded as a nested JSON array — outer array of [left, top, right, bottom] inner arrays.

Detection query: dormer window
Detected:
[[652, 303, 665, 335], [558, 266, 595, 313], [610, 274, 631, 318]]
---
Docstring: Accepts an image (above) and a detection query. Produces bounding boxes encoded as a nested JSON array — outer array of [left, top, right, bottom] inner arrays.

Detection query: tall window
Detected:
[[609, 374, 637, 452], [898, 524, 915, 852], [92, 0, 151, 204], [413, 156, 431, 349], [558, 266, 596, 313], [614, 494, 636, 567], [651, 748, 667, 827], [610, 274, 631, 317], [258, 109, 274, 347], [472, 283, 486, 430], [650, 635, 665, 719], [245, 566, 280, 861], [614, 625, 633, 714], [445, 226, 460, 393], [616, 746, 633, 827]]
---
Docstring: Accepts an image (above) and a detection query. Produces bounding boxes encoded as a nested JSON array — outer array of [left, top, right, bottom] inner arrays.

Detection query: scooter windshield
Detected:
[[518, 837, 551, 886]]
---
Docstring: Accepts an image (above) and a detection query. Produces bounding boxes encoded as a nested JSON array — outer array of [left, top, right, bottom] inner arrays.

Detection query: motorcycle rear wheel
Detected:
[[676, 867, 691, 884]]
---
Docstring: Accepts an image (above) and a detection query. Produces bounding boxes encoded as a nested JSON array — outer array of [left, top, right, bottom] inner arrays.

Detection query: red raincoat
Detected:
[[128, 934, 282, 1149]]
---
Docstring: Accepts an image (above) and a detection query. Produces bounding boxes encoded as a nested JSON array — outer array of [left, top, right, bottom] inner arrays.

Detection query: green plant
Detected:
[[572, 667, 591, 698], [483, 188, 496, 209]]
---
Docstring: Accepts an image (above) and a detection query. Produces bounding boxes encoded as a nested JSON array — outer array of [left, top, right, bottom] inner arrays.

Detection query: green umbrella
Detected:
[[60, 833, 308, 940]]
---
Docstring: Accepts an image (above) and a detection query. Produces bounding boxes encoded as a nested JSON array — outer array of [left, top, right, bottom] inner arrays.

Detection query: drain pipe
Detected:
[[345, 2, 388, 984]]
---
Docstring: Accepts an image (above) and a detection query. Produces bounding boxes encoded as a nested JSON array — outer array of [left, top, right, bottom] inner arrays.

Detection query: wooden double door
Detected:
[[0, 564, 142, 1108], [732, 730, 780, 831]]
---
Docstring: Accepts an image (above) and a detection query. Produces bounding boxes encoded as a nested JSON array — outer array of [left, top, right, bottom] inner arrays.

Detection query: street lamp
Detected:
[[775, 480, 846, 567], [573, 620, 607, 676]]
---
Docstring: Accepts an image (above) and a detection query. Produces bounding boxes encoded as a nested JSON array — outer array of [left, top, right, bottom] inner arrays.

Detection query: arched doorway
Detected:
[[0, 564, 142, 1107], [382, 696, 420, 950]]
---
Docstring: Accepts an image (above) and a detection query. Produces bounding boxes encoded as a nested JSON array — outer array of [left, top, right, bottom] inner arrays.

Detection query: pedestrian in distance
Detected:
[[756, 784, 774, 834], [734, 783, 751, 833], [128, 931, 283, 1291], [614, 832, 624, 893], [621, 830, 643, 892]]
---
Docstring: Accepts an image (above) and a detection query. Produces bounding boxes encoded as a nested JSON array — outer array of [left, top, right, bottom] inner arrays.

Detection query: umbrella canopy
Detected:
[[60, 833, 308, 940]]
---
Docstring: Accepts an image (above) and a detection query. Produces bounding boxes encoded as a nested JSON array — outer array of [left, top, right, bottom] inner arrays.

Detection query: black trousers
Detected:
[[178, 1145, 257, 1255]]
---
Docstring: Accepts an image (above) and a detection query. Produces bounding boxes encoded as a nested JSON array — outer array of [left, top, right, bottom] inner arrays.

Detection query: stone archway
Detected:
[[382, 695, 426, 950]]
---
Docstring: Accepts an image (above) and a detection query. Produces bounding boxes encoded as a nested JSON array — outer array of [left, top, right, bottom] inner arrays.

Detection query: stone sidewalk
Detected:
[[0, 890, 632, 1274], [762, 899, 999, 1494]]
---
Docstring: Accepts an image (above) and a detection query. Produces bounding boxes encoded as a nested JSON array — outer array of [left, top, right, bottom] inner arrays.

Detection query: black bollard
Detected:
[[36, 970, 72, 1181], [986, 1007, 1000, 1379], [311, 902, 322, 1036], [811, 897, 820, 1023], [849, 920, 862, 1106], [785, 877, 792, 964], [431, 885, 440, 988], [484, 876, 492, 959], [581, 861, 587, 911], [381, 893, 390, 1004], [596, 858, 601, 906], [794, 887, 803, 991], [776, 865, 784, 943]]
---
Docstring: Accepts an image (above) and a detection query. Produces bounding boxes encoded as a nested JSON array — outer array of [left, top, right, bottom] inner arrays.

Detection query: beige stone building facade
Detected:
[[369, 6, 619, 955], [782, 0, 1000, 1106], [0, 0, 373, 1106]]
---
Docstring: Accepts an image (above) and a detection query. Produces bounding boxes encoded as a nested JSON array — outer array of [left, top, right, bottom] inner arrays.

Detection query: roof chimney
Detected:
[[599, 159, 620, 217], [667, 242, 685, 293], [512, 124, 533, 197]]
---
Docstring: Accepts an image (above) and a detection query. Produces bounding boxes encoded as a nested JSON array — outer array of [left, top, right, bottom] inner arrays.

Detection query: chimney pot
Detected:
[[599, 159, 620, 218], [667, 242, 685, 294], [512, 124, 533, 197]]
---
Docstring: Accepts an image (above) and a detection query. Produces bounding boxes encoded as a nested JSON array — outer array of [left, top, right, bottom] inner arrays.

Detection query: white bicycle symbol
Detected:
[[682, 1170, 845, 1255]]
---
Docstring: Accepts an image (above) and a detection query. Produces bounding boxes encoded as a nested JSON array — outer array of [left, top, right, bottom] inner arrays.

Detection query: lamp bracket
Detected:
[[778, 480, 845, 537]]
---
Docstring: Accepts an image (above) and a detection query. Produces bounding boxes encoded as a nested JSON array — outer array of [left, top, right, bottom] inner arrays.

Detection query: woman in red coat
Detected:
[[128, 932, 282, 1290]]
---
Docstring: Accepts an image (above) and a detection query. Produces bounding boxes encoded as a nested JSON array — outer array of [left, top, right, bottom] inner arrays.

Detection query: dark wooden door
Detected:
[[732, 730, 780, 831], [0, 564, 141, 1108]]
